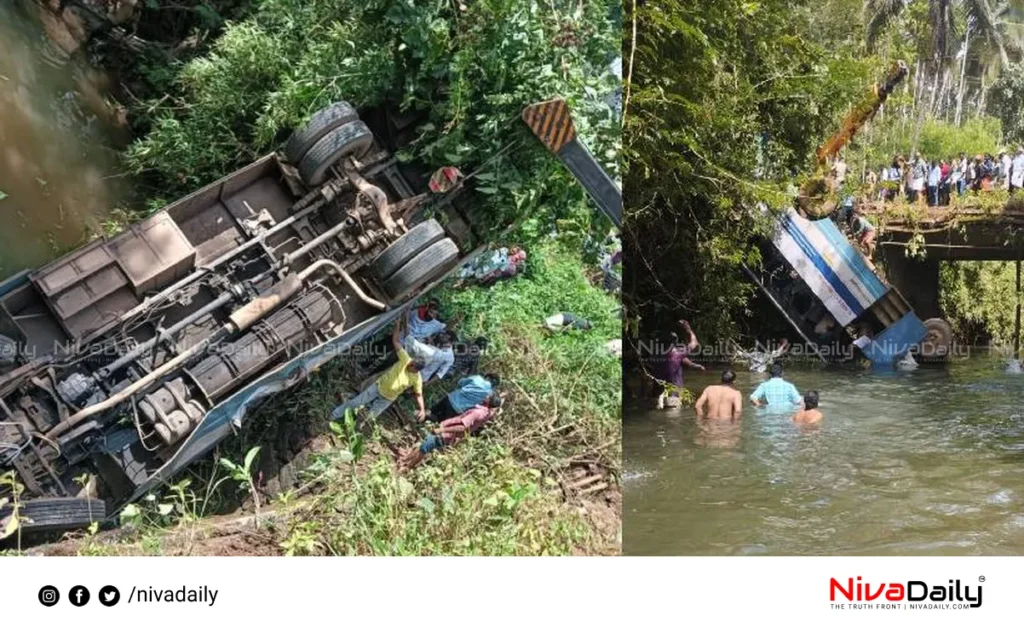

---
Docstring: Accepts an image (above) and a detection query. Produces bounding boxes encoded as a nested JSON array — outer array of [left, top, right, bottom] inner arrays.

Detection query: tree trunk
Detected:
[[927, 61, 941, 115], [907, 58, 923, 135], [945, 66, 954, 117], [914, 61, 940, 152], [913, 58, 924, 110], [935, 66, 951, 118], [955, 23, 971, 126], [978, 65, 989, 117]]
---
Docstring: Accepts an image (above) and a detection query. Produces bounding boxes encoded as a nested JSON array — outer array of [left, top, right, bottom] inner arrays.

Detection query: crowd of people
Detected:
[[645, 320, 821, 427], [850, 148, 1024, 207]]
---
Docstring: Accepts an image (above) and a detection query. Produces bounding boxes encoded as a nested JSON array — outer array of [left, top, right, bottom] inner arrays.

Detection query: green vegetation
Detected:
[[624, 0, 1024, 349], [940, 260, 1024, 345], [0, 471, 25, 550], [845, 118, 1003, 178], [126, 0, 620, 232], [219, 446, 263, 522], [991, 63, 1024, 143]]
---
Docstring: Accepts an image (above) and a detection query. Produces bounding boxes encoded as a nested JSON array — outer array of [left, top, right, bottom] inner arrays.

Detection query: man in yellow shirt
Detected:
[[330, 314, 427, 422]]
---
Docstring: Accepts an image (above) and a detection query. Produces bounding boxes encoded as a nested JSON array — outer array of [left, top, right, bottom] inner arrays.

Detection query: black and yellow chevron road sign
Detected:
[[522, 98, 621, 228], [521, 99, 578, 155]]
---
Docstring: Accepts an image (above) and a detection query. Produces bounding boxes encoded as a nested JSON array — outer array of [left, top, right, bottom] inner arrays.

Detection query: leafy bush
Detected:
[[292, 440, 591, 555], [990, 64, 1024, 146], [847, 117, 1003, 178], [940, 261, 1023, 346], [127, 0, 620, 231]]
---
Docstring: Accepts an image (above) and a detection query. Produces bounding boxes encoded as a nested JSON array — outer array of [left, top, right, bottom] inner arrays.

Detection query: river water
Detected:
[[0, 2, 125, 277], [624, 353, 1024, 555]]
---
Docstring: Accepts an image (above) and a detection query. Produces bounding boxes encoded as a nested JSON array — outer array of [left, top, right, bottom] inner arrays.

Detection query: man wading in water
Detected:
[[652, 319, 704, 408], [750, 363, 802, 408], [694, 369, 742, 420], [792, 390, 823, 424]]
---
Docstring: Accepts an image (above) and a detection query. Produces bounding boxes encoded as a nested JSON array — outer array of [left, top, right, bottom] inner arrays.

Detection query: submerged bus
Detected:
[[741, 60, 951, 367], [745, 206, 951, 366]]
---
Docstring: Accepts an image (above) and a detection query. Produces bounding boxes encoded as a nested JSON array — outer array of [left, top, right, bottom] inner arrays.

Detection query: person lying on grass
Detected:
[[403, 297, 446, 344], [398, 394, 504, 472], [427, 372, 500, 422], [404, 330, 455, 386], [330, 313, 427, 422]]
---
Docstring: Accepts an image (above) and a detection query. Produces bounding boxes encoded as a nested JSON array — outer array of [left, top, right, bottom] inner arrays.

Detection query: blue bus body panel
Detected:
[[769, 209, 931, 364], [861, 312, 928, 364], [0, 270, 31, 297], [815, 219, 888, 299], [773, 209, 887, 326]]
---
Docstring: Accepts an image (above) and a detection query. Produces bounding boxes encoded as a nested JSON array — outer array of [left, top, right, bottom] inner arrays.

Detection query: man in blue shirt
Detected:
[[750, 364, 802, 408], [428, 373, 500, 422]]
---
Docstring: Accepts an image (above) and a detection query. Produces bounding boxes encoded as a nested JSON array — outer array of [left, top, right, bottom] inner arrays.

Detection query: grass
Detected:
[[271, 239, 622, 555]]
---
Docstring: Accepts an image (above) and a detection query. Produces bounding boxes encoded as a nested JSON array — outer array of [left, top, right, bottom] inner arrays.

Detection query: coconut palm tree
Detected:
[[865, 0, 1021, 122]]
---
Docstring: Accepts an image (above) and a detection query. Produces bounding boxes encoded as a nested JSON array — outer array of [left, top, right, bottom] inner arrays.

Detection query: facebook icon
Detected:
[[69, 585, 90, 607]]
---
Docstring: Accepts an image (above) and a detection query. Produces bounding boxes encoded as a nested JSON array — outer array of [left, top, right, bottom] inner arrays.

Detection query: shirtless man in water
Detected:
[[694, 369, 742, 420], [792, 390, 823, 424]]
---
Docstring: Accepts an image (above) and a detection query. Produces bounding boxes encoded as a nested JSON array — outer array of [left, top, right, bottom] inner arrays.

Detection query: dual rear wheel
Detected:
[[283, 101, 374, 187], [284, 104, 461, 302]]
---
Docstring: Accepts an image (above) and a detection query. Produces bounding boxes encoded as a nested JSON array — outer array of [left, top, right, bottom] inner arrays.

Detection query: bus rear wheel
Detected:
[[283, 101, 359, 166], [381, 239, 459, 303], [918, 318, 953, 360]]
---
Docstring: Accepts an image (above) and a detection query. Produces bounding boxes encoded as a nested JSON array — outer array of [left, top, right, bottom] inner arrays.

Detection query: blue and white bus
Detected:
[[747, 207, 950, 366]]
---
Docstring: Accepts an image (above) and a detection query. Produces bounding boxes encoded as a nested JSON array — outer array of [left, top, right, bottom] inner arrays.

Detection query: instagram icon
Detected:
[[38, 586, 59, 607]]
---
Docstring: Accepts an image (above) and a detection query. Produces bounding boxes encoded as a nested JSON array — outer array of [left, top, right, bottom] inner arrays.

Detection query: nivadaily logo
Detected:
[[830, 576, 983, 609]]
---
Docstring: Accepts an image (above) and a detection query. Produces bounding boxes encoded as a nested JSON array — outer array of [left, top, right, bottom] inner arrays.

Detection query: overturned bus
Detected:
[[745, 207, 951, 365], [0, 98, 620, 536], [744, 60, 952, 366]]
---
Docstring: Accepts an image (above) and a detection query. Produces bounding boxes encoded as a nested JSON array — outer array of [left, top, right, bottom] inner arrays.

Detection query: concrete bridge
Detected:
[[861, 202, 1024, 321]]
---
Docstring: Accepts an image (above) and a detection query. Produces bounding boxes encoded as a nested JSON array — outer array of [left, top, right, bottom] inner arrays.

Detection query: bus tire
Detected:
[[298, 120, 374, 186], [0, 498, 106, 536], [919, 318, 953, 359], [382, 239, 459, 303], [369, 220, 446, 282], [283, 101, 359, 165]]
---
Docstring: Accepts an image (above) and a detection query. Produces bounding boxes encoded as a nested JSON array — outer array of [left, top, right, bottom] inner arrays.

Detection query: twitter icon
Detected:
[[99, 585, 120, 607]]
